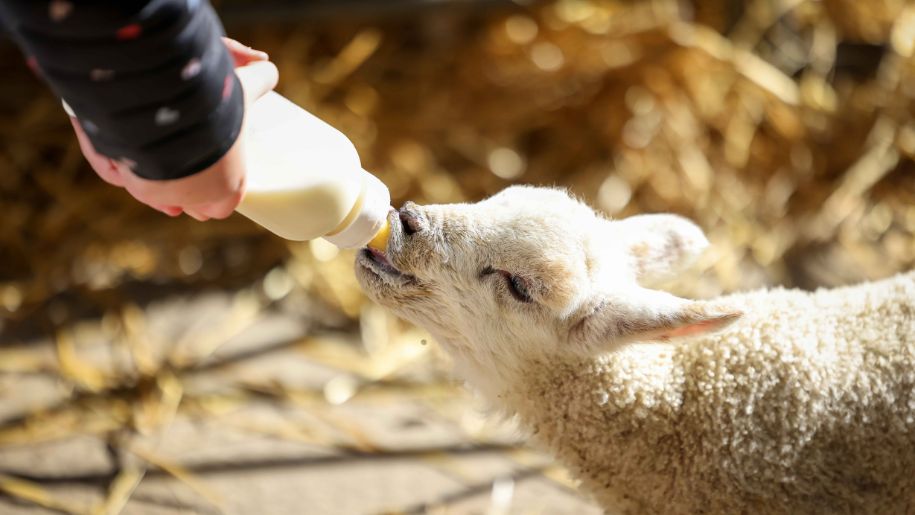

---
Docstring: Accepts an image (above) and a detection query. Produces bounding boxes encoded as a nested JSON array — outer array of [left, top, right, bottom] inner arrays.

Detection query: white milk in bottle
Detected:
[[237, 92, 391, 249]]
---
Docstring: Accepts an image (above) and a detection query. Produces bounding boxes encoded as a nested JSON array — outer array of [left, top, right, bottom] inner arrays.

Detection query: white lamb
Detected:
[[354, 186, 915, 515]]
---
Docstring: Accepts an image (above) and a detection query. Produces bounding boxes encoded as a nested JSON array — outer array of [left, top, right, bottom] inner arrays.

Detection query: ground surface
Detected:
[[0, 290, 602, 515]]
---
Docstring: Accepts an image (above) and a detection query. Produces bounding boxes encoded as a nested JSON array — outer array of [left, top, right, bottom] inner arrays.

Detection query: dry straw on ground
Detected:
[[0, 0, 913, 513]]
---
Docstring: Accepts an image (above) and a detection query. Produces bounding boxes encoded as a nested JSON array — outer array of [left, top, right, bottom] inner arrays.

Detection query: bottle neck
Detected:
[[323, 169, 391, 249]]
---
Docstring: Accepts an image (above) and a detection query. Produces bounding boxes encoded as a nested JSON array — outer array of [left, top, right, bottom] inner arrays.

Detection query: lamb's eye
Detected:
[[503, 272, 533, 303], [480, 267, 533, 303]]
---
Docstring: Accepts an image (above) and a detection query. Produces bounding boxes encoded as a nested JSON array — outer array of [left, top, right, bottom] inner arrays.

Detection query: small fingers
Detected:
[[223, 37, 269, 66], [196, 181, 245, 220], [184, 198, 240, 221], [152, 205, 183, 217], [195, 204, 234, 220], [235, 60, 279, 104], [184, 209, 211, 222]]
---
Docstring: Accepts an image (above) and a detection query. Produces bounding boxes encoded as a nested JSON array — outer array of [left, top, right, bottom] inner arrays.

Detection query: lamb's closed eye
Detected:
[[481, 266, 534, 303], [502, 272, 533, 303]]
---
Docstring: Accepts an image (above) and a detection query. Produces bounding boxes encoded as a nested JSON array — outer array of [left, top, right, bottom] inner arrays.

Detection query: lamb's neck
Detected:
[[508, 343, 685, 433], [436, 334, 530, 405], [444, 336, 685, 432], [488, 342, 687, 506]]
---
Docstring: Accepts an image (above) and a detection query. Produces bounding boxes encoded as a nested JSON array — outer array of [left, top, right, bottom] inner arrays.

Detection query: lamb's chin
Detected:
[[355, 273, 426, 327], [355, 251, 415, 288]]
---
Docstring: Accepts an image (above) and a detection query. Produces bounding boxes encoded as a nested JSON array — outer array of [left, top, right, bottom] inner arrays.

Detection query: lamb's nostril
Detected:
[[399, 209, 422, 236]]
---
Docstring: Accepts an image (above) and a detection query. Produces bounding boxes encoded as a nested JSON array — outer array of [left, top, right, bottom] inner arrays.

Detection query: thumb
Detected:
[[235, 60, 279, 105], [223, 37, 269, 66]]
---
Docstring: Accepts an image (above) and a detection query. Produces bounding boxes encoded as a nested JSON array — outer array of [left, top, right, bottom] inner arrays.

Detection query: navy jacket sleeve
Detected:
[[0, 0, 244, 180]]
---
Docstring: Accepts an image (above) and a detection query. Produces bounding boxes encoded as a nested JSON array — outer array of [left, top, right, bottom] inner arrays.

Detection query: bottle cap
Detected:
[[324, 170, 392, 249]]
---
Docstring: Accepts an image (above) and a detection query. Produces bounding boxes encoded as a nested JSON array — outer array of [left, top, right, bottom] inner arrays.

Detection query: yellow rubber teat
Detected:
[[366, 219, 391, 251]]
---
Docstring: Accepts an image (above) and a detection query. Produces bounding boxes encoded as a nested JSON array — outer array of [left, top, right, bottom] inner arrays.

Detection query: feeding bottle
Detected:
[[237, 92, 392, 250]]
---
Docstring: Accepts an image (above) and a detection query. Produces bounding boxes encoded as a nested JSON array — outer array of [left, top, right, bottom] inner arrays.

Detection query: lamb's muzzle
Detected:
[[356, 207, 420, 287]]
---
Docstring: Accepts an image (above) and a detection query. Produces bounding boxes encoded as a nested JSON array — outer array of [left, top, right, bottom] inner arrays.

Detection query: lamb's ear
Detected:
[[571, 287, 742, 350], [613, 214, 709, 285]]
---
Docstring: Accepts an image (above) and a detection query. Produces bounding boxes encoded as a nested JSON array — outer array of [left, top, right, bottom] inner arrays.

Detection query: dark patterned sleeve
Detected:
[[0, 0, 244, 180]]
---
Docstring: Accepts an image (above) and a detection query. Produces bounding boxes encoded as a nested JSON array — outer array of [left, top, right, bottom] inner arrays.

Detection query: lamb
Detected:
[[354, 185, 915, 515]]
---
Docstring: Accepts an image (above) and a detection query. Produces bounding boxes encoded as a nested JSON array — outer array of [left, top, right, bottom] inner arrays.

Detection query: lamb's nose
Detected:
[[398, 202, 424, 236]]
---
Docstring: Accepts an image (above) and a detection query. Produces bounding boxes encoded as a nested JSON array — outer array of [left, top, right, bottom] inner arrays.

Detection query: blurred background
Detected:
[[1, 0, 913, 513]]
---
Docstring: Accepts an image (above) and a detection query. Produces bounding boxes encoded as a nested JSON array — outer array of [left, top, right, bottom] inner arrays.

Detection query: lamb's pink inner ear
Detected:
[[660, 311, 743, 339], [665, 319, 723, 337]]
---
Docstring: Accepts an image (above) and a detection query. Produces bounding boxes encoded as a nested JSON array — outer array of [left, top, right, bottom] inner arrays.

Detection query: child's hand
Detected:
[[72, 38, 278, 220]]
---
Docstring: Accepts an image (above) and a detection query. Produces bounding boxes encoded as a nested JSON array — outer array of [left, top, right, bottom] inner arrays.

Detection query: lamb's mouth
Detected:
[[357, 248, 416, 285]]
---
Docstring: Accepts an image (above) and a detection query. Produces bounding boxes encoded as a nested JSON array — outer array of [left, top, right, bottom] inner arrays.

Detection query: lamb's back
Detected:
[[673, 271, 915, 513]]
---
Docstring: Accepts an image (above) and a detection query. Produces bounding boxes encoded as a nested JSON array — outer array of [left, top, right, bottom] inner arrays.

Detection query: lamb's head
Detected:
[[355, 185, 741, 367]]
